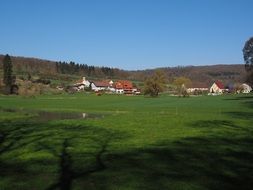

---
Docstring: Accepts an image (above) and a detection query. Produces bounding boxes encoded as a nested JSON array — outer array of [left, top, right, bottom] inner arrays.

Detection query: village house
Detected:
[[108, 80, 115, 92], [187, 84, 209, 94], [89, 80, 114, 92], [115, 80, 134, 94], [90, 81, 110, 92], [209, 81, 227, 94], [90, 80, 141, 95], [71, 77, 141, 95], [73, 77, 91, 91], [187, 87, 209, 93], [241, 83, 252, 93]]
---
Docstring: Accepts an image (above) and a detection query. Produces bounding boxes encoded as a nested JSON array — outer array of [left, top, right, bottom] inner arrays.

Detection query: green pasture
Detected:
[[0, 94, 253, 190]]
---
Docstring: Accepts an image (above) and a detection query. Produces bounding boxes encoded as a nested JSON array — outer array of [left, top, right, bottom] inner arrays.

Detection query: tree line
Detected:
[[2, 37, 252, 97], [0, 55, 129, 80], [55, 61, 115, 77], [0, 54, 246, 87]]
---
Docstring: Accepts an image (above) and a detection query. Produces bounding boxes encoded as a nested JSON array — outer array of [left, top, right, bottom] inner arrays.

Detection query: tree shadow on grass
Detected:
[[0, 121, 51, 155], [44, 132, 112, 190], [190, 119, 242, 129], [223, 95, 253, 101], [223, 95, 253, 109], [225, 111, 253, 121], [95, 120, 253, 190], [241, 98, 253, 110], [0, 119, 127, 190], [36, 119, 252, 190], [0, 120, 57, 189], [222, 94, 253, 121], [1, 118, 253, 190]]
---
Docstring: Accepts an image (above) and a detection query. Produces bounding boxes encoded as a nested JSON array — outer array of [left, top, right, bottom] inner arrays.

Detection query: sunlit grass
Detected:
[[0, 94, 253, 189]]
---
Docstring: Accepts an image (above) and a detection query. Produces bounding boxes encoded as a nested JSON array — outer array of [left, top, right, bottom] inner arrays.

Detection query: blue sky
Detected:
[[0, 0, 253, 70]]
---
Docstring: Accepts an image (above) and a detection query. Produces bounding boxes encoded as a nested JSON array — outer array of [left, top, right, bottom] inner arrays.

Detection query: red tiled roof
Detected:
[[115, 80, 133, 90], [115, 82, 123, 89], [215, 81, 225, 89]]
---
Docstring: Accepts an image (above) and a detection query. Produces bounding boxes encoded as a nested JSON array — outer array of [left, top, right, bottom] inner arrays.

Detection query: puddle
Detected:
[[35, 111, 103, 121], [0, 108, 103, 121]]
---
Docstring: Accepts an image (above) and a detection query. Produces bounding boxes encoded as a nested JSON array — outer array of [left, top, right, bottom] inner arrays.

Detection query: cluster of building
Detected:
[[209, 81, 252, 94], [187, 81, 252, 95], [72, 77, 141, 95], [66, 77, 252, 96]]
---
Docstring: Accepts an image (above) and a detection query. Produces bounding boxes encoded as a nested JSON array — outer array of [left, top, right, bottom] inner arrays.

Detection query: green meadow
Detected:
[[0, 94, 252, 190]]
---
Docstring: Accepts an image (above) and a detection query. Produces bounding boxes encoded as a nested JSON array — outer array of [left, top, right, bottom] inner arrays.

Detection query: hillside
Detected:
[[128, 64, 246, 87], [0, 54, 246, 87]]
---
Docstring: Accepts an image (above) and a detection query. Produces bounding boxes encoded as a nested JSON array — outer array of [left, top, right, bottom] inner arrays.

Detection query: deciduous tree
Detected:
[[173, 77, 192, 97], [143, 70, 167, 97]]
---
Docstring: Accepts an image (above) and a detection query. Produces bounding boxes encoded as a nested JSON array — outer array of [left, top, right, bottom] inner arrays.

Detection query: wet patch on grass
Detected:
[[34, 111, 103, 122], [0, 108, 104, 121]]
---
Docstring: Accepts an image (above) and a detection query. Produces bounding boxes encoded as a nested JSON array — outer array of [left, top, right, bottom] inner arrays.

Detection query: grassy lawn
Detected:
[[0, 93, 253, 190]]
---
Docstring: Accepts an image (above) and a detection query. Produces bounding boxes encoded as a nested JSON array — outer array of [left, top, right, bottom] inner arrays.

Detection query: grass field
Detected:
[[0, 93, 253, 190]]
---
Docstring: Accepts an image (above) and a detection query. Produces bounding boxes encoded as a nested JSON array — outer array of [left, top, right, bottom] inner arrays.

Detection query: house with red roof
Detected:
[[209, 81, 226, 94], [115, 80, 134, 94], [91, 81, 110, 92], [75, 77, 140, 95], [89, 79, 114, 92]]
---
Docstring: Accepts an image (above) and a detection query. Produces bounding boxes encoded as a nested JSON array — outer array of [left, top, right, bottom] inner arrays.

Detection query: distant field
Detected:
[[0, 94, 253, 190]]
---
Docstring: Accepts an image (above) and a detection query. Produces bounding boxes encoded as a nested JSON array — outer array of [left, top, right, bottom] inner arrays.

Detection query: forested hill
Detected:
[[0, 55, 127, 80], [0, 54, 246, 86], [128, 64, 246, 87]]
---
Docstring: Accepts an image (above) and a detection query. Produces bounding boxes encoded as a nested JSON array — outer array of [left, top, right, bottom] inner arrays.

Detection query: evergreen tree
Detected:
[[3, 54, 13, 94], [243, 37, 253, 85]]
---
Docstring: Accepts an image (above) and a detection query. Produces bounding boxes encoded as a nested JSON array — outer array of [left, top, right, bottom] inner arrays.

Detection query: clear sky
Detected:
[[0, 0, 253, 70]]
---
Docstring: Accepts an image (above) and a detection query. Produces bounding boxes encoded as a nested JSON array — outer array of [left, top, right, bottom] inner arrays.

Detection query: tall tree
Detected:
[[243, 37, 253, 85], [143, 70, 167, 97], [173, 77, 192, 88], [3, 54, 13, 94], [173, 77, 192, 97]]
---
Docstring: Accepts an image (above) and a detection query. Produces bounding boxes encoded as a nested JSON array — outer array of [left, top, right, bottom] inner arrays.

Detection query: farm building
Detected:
[[91, 81, 110, 92], [187, 84, 209, 94], [241, 83, 252, 93], [90, 80, 115, 92], [73, 77, 91, 91], [72, 77, 140, 94], [209, 81, 226, 94], [115, 80, 134, 94]]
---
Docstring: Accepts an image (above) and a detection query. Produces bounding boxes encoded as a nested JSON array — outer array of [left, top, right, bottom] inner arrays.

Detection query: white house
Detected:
[[108, 80, 116, 92], [82, 77, 91, 87], [109, 80, 113, 86], [90, 81, 110, 92], [187, 87, 209, 93], [209, 81, 226, 94], [115, 88, 124, 94], [73, 77, 91, 91], [76, 77, 90, 88], [241, 83, 252, 93]]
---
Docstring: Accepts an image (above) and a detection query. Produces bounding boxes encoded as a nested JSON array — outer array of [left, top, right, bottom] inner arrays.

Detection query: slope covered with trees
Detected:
[[128, 64, 245, 87], [0, 54, 246, 87]]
